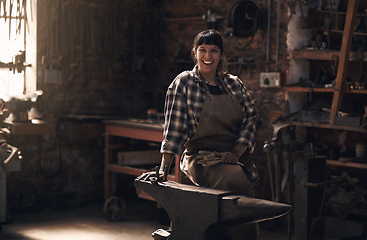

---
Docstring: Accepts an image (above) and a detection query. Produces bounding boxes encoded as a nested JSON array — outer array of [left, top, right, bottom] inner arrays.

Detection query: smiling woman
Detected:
[[144, 29, 259, 240]]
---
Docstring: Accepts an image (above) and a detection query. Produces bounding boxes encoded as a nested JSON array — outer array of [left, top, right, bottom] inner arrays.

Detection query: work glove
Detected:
[[220, 151, 240, 164], [137, 166, 166, 182], [196, 150, 239, 166], [196, 150, 222, 166]]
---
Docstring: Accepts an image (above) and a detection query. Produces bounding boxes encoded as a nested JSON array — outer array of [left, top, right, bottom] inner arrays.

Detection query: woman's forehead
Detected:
[[197, 44, 220, 49]]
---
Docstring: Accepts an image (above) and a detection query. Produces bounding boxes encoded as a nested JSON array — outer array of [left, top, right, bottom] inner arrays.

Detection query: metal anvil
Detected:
[[134, 177, 292, 240]]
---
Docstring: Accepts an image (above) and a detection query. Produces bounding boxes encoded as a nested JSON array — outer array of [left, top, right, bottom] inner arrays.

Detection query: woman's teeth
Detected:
[[203, 61, 213, 65]]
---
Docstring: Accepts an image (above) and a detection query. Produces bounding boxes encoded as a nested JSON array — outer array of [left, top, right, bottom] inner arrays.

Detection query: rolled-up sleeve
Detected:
[[160, 76, 188, 155], [236, 87, 257, 152]]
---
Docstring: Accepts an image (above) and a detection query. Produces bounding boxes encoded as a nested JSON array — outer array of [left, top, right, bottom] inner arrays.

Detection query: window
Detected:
[[0, 0, 28, 98]]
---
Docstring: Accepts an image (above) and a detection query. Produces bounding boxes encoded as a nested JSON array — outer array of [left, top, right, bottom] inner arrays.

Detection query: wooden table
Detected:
[[103, 119, 180, 201]]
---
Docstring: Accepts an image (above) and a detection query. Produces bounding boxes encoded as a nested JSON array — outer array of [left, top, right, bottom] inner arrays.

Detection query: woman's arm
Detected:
[[160, 152, 175, 180]]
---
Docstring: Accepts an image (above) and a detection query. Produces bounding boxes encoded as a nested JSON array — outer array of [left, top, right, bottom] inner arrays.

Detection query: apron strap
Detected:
[[217, 76, 232, 95], [198, 70, 232, 96], [201, 79, 211, 93]]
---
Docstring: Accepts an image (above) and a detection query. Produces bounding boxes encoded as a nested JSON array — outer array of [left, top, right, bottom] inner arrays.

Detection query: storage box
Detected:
[[117, 150, 162, 166]]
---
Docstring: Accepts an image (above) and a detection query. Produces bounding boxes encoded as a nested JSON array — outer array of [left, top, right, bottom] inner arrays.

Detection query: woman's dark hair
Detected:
[[191, 29, 228, 73]]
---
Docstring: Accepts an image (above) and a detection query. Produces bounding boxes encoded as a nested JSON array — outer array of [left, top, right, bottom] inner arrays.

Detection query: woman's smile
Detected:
[[203, 60, 214, 65]]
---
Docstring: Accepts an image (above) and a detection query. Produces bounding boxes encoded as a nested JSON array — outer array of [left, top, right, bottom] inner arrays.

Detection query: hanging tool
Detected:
[[1, 0, 7, 21], [9, 0, 13, 39]]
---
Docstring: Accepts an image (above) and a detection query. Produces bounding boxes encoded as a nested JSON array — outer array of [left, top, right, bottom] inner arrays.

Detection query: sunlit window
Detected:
[[0, 1, 26, 98]]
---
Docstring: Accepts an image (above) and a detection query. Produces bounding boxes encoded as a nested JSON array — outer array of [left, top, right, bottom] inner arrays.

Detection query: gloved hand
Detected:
[[220, 151, 240, 164], [196, 150, 240, 166], [196, 151, 222, 166], [137, 166, 166, 182]]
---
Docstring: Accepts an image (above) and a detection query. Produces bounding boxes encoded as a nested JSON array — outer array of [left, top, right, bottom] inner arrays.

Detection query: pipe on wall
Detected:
[[276, 0, 281, 72], [266, 0, 271, 72]]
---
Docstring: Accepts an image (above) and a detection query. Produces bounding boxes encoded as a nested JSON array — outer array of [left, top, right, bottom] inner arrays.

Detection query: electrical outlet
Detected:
[[260, 72, 280, 88]]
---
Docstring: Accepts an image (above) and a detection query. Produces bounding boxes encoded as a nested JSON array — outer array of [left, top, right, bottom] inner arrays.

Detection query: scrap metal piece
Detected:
[[134, 177, 292, 240]]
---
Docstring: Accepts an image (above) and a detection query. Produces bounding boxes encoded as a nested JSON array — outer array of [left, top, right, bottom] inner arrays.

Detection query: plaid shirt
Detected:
[[160, 66, 257, 155]]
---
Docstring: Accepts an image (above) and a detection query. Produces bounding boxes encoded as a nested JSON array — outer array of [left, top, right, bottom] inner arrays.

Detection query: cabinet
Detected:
[[286, 0, 367, 131]]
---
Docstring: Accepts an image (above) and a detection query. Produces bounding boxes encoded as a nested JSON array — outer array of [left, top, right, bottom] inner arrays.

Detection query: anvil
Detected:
[[134, 177, 292, 240]]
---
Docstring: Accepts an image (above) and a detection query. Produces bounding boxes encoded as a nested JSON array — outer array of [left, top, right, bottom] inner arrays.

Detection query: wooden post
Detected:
[[329, 0, 359, 125]]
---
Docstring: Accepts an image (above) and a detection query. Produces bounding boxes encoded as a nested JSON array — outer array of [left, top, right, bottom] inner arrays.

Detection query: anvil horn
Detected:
[[134, 178, 292, 240]]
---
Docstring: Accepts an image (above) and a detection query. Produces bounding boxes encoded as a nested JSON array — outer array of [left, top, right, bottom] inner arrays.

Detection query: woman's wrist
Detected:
[[232, 144, 248, 159], [160, 153, 174, 171]]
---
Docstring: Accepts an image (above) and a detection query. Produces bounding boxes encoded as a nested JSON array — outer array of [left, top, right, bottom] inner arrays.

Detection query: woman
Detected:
[[160, 29, 258, 239]]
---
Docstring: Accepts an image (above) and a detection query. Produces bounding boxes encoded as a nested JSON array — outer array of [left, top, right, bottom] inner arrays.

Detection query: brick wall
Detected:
[[7, 0, 291, 209]]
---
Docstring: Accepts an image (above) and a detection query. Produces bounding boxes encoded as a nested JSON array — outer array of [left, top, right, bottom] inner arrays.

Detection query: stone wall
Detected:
[[7, 0, 292, 210]]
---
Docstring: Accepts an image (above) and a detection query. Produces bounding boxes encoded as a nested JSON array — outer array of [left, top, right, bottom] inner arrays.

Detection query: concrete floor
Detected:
[[1, 197, 290, 240]]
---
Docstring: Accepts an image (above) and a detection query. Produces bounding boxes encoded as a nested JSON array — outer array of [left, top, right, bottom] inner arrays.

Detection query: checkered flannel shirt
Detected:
[[160, 66, 257, 155]]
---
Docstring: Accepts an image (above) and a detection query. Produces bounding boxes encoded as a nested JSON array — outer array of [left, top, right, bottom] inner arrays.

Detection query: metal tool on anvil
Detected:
[[134, 175, 292, 240]]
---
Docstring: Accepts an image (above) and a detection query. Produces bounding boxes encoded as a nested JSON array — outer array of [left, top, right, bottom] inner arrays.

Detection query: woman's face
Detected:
[[195, 44, 222, 75]]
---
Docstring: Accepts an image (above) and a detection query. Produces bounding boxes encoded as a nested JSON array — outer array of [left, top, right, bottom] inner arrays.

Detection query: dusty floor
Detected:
[[1, 197, 291, 240]]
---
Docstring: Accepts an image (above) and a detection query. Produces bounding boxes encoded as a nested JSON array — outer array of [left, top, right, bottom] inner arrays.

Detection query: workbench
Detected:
[[103, 119, 181, 202]]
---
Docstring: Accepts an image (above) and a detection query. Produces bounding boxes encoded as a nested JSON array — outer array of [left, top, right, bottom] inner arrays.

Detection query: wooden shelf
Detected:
[[292, 48, 367, 61], [327, 159, 367, 169], [346, 89, 367, 94], [284, 87, 334, 92], [314, 9, 367, 17], [284, 86, 367, 94], [311, 28, 367, 36], [287, 121, 367, 133]]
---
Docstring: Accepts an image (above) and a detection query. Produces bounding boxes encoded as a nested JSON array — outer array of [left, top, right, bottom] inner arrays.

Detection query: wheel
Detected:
[[103, 196, 126, 221]]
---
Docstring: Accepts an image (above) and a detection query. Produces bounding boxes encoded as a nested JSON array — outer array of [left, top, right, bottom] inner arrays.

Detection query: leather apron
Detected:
[[182, 77, 258, 240]]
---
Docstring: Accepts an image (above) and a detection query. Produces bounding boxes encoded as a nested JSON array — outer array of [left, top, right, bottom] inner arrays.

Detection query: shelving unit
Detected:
[[285, 86, 367, 94], [327, 159, 367, 170], [329, 0, 360, 125], [288, 2, 367, 239], [285, 0, 367, 168], [286, 120, 367, 133], [288, 0, 366, 127], [292, 48, 367, 61]]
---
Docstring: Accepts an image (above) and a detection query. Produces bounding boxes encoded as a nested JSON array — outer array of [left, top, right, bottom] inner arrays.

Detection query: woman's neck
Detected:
[[200, 71, 216, 85]]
